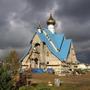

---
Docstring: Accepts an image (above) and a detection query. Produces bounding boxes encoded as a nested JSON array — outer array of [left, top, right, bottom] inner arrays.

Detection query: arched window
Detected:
[[34, 58, 38, 64], [43, 42, 46, 45], [35, 43, 40, 47]]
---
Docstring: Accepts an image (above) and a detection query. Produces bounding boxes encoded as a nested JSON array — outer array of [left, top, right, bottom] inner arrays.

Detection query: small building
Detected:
[[77, 64, 87, 70], [87, 65, 90, 70], [20, 14, 78, 74]]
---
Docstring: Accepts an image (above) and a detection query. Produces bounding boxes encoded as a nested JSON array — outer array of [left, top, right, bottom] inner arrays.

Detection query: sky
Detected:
[[0, 0, 90, 63]]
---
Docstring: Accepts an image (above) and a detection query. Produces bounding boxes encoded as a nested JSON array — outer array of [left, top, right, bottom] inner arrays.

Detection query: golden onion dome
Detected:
[[47, 14, 56, 25]]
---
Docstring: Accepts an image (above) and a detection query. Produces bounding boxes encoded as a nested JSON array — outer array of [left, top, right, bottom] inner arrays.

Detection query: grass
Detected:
[[19, 72, 90, 90]]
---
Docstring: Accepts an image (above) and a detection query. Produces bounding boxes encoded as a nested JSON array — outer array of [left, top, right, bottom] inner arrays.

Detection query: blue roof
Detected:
[[20, 28, 72, 62], [43, 28, 64, 49], [37, 28, 72, 61], [49, 34, 64, 49], [59, 39, 71, 60]]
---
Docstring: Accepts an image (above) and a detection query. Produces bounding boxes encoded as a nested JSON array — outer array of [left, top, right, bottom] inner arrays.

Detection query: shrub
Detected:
[[0, 66, 13, 90]]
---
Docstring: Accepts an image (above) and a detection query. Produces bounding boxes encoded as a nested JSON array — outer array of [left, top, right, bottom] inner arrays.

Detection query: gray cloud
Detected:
[[27, 0, 54, 11], [0, 0, 32, 49], [77, 50, 90, 64], [56, 0, 90, 22], [60, 20, 90, 42], [0, 0, 90, 63], [54, 0, 90, 63]]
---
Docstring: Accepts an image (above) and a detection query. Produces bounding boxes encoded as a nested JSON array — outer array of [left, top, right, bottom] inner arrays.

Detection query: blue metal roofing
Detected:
[[20, 28, 72, 62], [43, 28, 64, 49], [59, 39, 71, 60], [49, 33, 64, 49], [37, 29, 72, 61]]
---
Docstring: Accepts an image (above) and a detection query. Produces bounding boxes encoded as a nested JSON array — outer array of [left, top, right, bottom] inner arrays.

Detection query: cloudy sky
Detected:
[[0, 0, 90, 63]]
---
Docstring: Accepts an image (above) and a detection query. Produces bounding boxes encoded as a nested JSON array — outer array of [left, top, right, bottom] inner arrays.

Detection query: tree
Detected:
[[5, 50, 19, 75], [4, 50, 20, 89], [0, 66, 13, 90]]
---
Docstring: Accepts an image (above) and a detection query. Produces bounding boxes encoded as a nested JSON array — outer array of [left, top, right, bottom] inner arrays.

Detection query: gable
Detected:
[[32, 34, 41, 45], [20, 27, 74, 63], [66, 44, 78, 63]]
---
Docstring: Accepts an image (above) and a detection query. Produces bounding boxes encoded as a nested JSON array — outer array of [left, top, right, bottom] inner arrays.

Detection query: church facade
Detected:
[[20, 15, 78, 74]]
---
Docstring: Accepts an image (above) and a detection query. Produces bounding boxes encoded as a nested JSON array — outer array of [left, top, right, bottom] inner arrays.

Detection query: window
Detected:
[[43, 42, 46, 45], [34, 58, 38, 64], [47, 61, 49, 64], [35, 43, 40, 47]]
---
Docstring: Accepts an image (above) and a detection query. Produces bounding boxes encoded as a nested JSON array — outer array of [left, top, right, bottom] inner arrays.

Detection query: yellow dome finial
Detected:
[[47, 14, 56, 25]]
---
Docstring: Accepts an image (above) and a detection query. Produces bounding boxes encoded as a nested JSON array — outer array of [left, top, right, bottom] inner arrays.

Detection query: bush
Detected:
[[0, 66, 13, 90]]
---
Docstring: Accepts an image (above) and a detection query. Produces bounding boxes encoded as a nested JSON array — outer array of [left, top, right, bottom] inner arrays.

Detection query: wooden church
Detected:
[[20, 14, 78, 74]]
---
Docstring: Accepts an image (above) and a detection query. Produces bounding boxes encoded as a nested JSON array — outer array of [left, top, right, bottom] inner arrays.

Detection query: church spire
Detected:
[[47, 14, 56, 34], [47, 14, 56, 25]]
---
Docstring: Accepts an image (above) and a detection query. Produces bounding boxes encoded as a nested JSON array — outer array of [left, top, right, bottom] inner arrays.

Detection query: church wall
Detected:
[[21, 34, 63, 73], [21, 34, 78, 74], [44, 45, 62, 73], [66, 44, 78, 63], [32, 34, 41, 46], [21, 54, 30, 70], [20, 14, 78, 75]]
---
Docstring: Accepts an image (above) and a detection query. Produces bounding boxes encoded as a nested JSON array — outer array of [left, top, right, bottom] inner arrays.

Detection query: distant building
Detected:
[[77, 63, 87, 70], [77, 63, 90, 70], [87, 65, 90, 70], [20, 14, 78, 73]]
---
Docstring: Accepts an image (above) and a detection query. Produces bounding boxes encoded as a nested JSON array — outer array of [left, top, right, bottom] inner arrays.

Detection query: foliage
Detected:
[[2, 50, 20, 89], [19, 86, 35, 90], [0, 66, 13, 90], [5, 50, 19, 75]]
